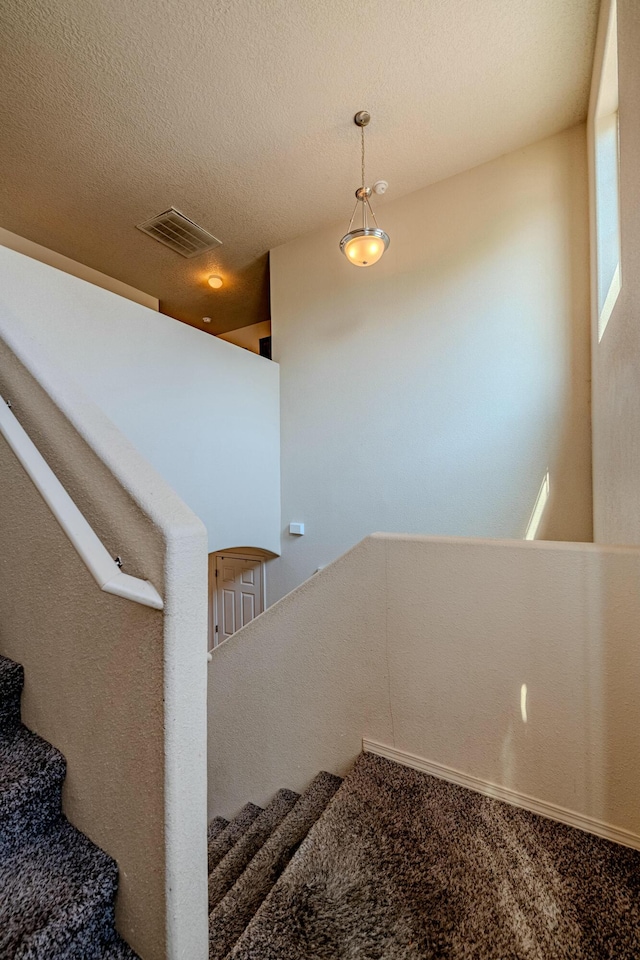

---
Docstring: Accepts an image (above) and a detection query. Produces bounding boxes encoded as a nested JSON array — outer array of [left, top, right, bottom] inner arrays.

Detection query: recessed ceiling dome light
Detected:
[[208, 275, 223, 289], [340, 111, 390, 267]]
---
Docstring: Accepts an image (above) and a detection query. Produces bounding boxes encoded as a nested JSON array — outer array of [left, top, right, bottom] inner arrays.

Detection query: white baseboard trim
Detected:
[[362, 739, 640, 851]]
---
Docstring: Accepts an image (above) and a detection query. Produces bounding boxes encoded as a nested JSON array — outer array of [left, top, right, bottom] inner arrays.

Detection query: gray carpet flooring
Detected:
[[208, 816, 230, 844], [228, 753, 640, 960], [208, 788, 300, 913], [208, 803, 263, 874], [209, 772, 342, 959], [0, 654, 138, 959]]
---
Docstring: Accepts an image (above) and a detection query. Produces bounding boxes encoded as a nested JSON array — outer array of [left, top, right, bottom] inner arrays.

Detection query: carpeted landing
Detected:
[[209, 753, 640, 959], [0, 655, 138, 959]]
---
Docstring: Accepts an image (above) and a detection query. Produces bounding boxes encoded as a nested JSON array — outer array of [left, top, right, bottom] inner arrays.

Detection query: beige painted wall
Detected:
[[0, 326, 209, 958], [590, 0, 640, 543], [217, 320, 271, 354], [208, 534, 640, 842], [0, 225, 159, 311], [269, 126, 593, 602]]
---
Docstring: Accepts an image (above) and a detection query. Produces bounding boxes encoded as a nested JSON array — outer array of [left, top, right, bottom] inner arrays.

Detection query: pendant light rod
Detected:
[[346, 198, 359, 234], [354, 110, 370, 190]]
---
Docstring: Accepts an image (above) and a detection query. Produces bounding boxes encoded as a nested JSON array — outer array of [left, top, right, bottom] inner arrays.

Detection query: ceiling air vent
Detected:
[[136, 207, 222, 258]]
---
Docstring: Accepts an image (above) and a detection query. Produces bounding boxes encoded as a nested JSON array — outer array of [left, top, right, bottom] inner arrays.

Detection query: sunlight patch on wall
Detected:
[[598, 262, 621, 343], [524, 471, 550, 541]]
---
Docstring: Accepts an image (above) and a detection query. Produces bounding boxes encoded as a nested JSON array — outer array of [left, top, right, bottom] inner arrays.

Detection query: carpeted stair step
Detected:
[[0, 653, 138, 958], [60, 904, 135, 960], [0, 656, 24, 734], [0, 726, 66, 853], [208, 816, 230, 846], [208, 771, 342, 960], [22, 897, 141, 960], [208, 803, 263, 874], [229, 753, 640, 960], [208, 789, 299, 912], [0, 816, 120, 959]]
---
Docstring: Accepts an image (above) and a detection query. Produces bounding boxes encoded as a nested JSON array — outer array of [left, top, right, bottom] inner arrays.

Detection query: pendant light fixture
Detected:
[[340, 111, 390, 267]]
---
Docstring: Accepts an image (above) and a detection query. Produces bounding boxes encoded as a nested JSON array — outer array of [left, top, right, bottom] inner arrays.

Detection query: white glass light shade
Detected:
[[340, 227, 389, 267]]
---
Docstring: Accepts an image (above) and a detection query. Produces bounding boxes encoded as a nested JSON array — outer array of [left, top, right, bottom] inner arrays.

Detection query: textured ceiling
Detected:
[[0, 0, 598, 335]]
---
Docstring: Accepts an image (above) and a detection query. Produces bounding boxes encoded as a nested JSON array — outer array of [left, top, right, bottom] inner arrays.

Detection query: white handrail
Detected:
[[0, 393, 164, 610]]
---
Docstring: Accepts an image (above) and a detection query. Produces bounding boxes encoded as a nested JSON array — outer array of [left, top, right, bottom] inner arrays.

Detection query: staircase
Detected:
[[5, 643, 639, 960], [0, 655, 137, 959], [209, 753, 640, 959], [207, 772, 342, 958]]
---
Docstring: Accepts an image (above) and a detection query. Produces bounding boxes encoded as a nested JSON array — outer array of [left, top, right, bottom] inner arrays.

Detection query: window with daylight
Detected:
[[594, 0, 621, 343]]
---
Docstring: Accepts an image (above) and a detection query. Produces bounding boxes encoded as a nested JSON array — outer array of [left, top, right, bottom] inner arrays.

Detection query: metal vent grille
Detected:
[[136, 207, 222, 258]]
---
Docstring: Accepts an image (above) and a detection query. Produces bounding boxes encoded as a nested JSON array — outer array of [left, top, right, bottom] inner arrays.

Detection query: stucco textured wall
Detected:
[[0, 328, 209, 959], [269, 126, 592, 603], [208, 534, 640, 842], [591, 0, 640, 544]]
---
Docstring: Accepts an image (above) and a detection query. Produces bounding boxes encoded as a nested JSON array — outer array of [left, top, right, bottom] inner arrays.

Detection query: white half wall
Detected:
[[0, 245, 281, 556], [208, 534, 640, 844], [269, 126, 592, 602]]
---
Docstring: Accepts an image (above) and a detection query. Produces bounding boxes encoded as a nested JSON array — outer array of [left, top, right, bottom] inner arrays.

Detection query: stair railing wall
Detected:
[[0, 327, 209, 960], [0, 392, 163, 610], [208, 533, 640, 845]]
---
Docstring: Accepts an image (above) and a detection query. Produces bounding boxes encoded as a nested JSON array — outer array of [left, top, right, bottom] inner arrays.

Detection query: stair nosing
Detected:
[[208, 803, 263, 874]]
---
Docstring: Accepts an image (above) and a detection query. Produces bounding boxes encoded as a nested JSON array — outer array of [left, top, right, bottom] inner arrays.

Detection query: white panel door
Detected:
[[215, 555, 264, 644]]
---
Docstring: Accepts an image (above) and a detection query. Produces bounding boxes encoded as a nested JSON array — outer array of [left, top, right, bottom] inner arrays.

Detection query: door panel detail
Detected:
[[213, 554, 264, 644]]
